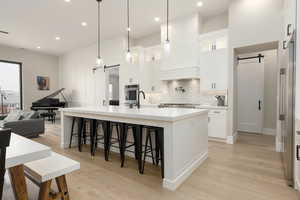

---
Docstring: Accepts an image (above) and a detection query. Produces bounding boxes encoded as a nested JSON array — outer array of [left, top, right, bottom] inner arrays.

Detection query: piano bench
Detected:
[[40, 112, 56, 124]]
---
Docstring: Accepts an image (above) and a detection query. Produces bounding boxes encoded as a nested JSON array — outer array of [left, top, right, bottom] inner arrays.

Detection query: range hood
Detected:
[[160, 66, 200, 81]]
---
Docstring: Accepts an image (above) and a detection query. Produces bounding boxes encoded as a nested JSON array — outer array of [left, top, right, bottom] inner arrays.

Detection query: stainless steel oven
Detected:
[[125, 84, 139, 105]]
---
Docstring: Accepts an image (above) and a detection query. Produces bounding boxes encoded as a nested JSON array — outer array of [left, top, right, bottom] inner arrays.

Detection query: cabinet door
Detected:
[[208, 110, 227, 139], [200, 49, 228, 91]]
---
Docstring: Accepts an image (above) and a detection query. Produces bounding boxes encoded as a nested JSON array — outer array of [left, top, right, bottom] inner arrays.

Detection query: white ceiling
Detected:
[[0, 0, 230, 55]]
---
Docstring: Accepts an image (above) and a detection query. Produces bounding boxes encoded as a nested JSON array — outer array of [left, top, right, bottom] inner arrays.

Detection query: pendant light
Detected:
[[96, 0, 104, 67], [126, 0, 132, 62], [164, 0, 170, 52]]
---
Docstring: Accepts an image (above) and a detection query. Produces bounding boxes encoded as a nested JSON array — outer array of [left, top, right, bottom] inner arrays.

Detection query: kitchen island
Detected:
[[60, 106, 208, 190]]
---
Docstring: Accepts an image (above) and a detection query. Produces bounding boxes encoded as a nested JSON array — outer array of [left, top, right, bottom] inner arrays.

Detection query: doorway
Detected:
[[237, 55, 264, 133], [236, 48, 279, 138], [105, 67, 120, 106], [0, 60, 22, 114]]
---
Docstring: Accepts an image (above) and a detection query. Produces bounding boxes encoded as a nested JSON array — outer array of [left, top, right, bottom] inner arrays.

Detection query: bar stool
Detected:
[[119, 124, 143, 173], [69, 117, 92, 152], [142, 126, 164, 178], [91, 121, 121, 160]]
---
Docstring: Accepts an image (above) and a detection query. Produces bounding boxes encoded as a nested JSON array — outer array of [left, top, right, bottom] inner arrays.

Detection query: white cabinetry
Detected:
[[208, 110, 227, 139], [140, 45, 162, 93], [160, 66, 200, 81], [199, 29, 228, 91]]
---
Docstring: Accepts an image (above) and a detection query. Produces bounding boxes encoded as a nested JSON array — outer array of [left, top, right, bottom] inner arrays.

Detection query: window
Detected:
[[0, 60, 22, 114]]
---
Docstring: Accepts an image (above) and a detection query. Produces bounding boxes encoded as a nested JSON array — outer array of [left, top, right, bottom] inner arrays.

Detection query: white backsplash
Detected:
[[159, 79, 219, 105]]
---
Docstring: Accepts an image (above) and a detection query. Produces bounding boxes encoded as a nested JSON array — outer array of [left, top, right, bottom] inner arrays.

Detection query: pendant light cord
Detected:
[[97, 0, 101, 60], [166, 0, 169, 42], [127, 0, 130, 52]]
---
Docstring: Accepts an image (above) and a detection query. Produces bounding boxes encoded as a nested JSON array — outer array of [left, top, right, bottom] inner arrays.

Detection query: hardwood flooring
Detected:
[[3, 124, 300, 200]]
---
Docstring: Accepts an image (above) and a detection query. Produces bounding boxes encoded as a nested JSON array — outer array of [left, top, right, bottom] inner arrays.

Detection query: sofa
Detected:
[[0, 110, 45, 138]]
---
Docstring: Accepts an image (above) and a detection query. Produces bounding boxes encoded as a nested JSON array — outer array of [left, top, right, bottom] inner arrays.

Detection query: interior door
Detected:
[[237, 59, 264, 134], [280, 34, 296, 186]]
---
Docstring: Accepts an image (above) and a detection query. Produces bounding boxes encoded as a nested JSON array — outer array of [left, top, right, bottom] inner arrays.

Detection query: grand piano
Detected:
[[31, 88, 68, 113]]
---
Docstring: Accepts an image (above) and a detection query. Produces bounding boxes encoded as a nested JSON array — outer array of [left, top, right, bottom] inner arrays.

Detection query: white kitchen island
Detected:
[[60, 106, 208, 190]]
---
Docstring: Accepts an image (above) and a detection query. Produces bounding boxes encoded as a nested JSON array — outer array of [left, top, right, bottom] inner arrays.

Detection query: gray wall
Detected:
[[0, 44, 59, 110]]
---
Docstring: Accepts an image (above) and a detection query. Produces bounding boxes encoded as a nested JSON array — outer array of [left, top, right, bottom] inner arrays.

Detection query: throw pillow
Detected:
[[4, 110, 22, 122]]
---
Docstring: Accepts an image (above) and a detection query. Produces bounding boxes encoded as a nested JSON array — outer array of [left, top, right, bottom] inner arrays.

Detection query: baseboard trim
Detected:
[[163, 151, 208, 191], [276, 137, 284, 152], [209, 137, 226, 143], [295, 178, 300, 191], [262, 128, 276, 136], [227, 132, 238, 144]]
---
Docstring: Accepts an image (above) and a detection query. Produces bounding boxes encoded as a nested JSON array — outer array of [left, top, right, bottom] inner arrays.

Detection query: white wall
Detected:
[[0, 44, 59, 110], [263, 50, 278, 131], [59, 37, 126, 107], [228, 0, 283, 139], [134, 32, 161, 47], [229, 0, 283, 48], [161, 14, 202, 69], [201, 12, 228, 34]]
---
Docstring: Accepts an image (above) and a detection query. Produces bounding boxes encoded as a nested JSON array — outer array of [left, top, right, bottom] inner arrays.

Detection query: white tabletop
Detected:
[[60, 106, 208, 122], [6, 133, 51, 169]]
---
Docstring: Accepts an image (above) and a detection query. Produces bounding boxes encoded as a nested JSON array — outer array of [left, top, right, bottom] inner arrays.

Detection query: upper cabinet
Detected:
[[199, 29, 228, 53], [283, 0, 296, 42], [139, 45, 162, 93], [199, 29, 228, 91]]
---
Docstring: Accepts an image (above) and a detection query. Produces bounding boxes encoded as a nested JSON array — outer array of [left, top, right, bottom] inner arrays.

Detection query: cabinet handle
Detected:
[[258, 100, 262, 111], [297, 145, 300, 161], [287, 24, 292, 36], [211, 83, 216, 89]]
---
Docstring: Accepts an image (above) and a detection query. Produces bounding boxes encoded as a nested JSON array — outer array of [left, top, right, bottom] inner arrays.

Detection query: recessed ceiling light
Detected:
[[154, 17, 161, 22], [197, 1, 203, 7], [55, 36, 61, 40], [81, 22, 88, 27], [37, 46, 41, 49], [65, 0, 71, 2]]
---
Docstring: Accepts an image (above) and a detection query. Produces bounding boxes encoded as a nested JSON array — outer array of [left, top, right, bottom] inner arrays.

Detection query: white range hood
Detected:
[[160, 66, 200, 81]]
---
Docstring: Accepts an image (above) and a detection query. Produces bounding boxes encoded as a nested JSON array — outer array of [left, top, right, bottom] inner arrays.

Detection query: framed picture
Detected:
[[37, 76, 50, 90]]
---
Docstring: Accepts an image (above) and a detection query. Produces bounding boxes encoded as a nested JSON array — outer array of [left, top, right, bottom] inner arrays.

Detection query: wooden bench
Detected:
[[24, 152, 80, 200]]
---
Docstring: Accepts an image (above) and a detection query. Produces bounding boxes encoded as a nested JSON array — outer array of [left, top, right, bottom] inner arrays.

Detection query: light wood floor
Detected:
[[4, 124, 300, 200]]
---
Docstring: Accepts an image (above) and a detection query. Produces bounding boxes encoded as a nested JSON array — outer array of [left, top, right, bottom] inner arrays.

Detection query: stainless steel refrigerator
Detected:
[[279, 32, 296, 187]]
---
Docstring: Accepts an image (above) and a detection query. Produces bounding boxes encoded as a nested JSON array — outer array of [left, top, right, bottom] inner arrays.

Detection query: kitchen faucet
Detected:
[[137, 90, 145, 109]]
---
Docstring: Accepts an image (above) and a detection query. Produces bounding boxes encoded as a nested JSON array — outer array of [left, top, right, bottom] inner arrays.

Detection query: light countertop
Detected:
[[195, 105, 228, 110], [60, 106, 209, 122], [141, 104, 228, 110]]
